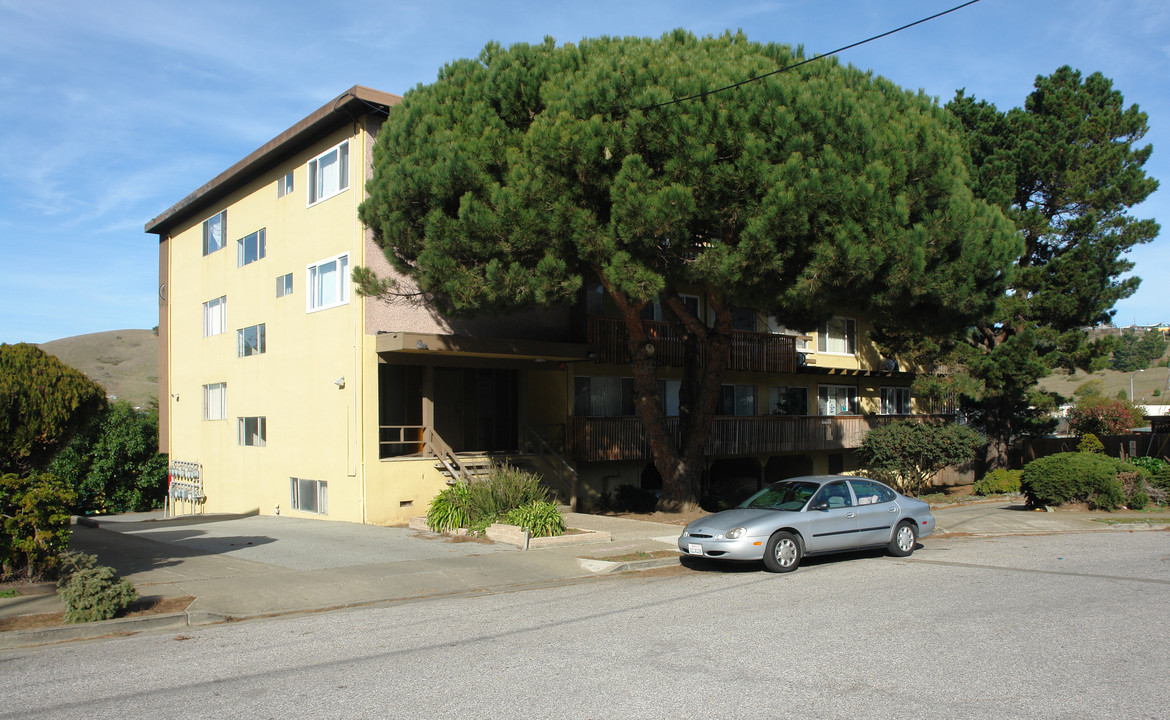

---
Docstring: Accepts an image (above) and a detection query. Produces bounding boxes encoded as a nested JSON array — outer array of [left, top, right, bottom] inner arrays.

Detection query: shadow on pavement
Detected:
[[69, 524, 275, 577]]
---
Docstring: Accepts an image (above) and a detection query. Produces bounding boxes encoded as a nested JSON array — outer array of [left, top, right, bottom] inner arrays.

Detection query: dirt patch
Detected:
[[594, 549, 681, 563], [0, 595, 193, 632], [605, 508, 709, 526]]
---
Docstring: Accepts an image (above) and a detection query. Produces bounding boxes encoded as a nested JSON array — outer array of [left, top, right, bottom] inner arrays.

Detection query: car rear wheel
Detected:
[[763, 531, 802, 573], [888, 521, 917, 557]]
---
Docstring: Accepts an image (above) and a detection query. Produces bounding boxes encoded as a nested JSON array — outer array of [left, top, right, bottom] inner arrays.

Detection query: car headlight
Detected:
[[725, 527, 747, 540]]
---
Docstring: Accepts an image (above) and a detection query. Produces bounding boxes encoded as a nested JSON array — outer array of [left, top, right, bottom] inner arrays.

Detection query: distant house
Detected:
[[146, 86, 948, 525]]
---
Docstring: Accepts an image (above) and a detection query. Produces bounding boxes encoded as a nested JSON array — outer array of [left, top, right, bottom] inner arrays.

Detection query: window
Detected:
[[812, 480, 852, 509], [202, 211, 226, 256], [277, 171, 294, 198], [276, 273, 293, 298], [767, 317, 809, 350], [658, 379, 681, 416], [817, 317, 856, 355], [818, 385, 858, 415], [307, 140, 349, 205], [202, 296, 226, 337], [717, 384, 756, 416], [202, 383, 226, 421], [307, 253, 349, 312], [849, 479, 895, 506], [238, 416, 266, 446], [237, 229, 266, 267], [237, 323, 266, 357], [731, 307, 757, 331], [769, 386, 808, 415], [574, 376, 635, 417], [881, 387, 911, 415], [640, 294, 700, 322], [290, 477, 328, 514]]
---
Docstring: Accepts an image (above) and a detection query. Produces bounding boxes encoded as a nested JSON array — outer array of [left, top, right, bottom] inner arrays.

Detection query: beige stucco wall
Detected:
[[165, 124, 372, 522]]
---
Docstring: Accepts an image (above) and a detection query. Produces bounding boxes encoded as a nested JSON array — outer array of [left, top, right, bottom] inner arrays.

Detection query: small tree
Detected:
[[0, 344, 107, 474], [857, 421, 985, 496], [0, 472, 75, 580], [1067, 396, 1145, 437]]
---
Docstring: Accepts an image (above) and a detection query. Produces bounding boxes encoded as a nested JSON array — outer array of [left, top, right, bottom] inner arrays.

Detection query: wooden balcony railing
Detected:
[[587, 316, 799, 372], [567, 414, 954, 462]]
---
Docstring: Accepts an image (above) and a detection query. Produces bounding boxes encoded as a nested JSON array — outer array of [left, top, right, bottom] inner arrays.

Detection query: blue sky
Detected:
[[1, 0, 1167, 344]]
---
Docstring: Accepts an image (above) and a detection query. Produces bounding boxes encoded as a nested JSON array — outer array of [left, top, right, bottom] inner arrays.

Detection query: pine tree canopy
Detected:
[[359, 30, 1018, 333]]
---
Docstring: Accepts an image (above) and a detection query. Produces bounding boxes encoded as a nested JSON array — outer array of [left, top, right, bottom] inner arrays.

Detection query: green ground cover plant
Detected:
[[425, 466, 564, 537]]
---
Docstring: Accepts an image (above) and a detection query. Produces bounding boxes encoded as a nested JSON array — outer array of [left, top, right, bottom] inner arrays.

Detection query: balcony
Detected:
[[586, 316, 801, 372], [567, 414, 954, 462]]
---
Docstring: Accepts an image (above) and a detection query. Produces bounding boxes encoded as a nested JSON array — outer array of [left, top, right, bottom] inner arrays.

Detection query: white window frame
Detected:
[[202, 296, 226, 337], [202, 382, 226, 421], [290, 477, 328, 514], [817, 317, 856, 355], [238, 416, 266, 447], [277, 170, 294, 198], [237, 323, 266, 358], [818, 384, 859, 416], [307, 140, 349, 206], [276, 272, 293, 298], [237, 228, 266, 267], [202, 210, 226, 256], [880, 387, 912, 415], [306, 252, 350, 313]]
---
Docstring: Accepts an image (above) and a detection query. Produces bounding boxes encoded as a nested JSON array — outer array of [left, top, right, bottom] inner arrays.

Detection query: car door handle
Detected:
[[887, 507, 898, 512], [846, 512, 856, 518]]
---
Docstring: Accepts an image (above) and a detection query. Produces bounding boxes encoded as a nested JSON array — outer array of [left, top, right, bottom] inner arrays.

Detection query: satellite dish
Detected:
[[879, 358, 898, 373]]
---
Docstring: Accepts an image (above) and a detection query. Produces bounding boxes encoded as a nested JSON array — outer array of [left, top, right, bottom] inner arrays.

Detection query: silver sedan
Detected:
[[678, 475, 935, 572]]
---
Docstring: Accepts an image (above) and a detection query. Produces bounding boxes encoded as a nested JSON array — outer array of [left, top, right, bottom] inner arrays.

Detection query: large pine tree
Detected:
[[941, 67, 1159, 466], [358, 31, 1018, 508]]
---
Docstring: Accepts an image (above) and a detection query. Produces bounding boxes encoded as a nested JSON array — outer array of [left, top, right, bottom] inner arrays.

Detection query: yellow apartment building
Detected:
[[147, 85, 942, 525]]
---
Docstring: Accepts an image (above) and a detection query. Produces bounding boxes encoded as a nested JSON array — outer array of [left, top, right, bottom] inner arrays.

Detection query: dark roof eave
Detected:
[[145, 85, 401, 237]]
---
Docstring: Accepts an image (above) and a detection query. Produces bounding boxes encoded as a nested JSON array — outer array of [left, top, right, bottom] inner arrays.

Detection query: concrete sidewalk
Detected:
[[2, 502, 1164, 648]]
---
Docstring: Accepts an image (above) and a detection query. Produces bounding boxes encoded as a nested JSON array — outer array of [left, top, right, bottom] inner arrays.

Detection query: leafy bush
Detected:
[[1126, 456, 1166, 474], [1020, 452, 1131, 510], [857, 421, 985, 496], [1068, 397, 1146, 437], [425, 482, 471, 533], [50, 402, 168, 513], [0, 472, 75, 580], [973, 469, 1022, 495], [59, 564, 137, 623], [1077, 434, 1105, 454], [503, 501, 566, 538], [426, 466, 561, 536], [1149, 465, 1170, 491], [609, 484, 659, 513]]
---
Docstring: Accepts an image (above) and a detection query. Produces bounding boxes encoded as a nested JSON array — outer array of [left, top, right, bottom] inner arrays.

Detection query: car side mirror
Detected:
[[812, 501, 829, 512]]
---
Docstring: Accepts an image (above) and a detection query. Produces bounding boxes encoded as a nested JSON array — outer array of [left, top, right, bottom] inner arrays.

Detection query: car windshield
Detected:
[[738, 481, 821, 512]]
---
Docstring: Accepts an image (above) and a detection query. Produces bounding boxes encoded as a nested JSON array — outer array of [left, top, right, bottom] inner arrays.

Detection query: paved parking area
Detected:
[[94, 511, 514, 571]]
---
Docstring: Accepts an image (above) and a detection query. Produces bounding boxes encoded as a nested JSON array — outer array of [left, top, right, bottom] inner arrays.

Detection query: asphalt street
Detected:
[[3, 530, 1167, 719]]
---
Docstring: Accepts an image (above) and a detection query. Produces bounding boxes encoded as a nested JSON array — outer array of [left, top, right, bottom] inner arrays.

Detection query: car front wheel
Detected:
[[888, 521, 917, 557], [763, 531, 802, 573]]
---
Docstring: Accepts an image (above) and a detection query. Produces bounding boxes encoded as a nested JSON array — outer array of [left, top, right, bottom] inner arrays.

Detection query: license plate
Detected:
[[688, 543, 703, 555]]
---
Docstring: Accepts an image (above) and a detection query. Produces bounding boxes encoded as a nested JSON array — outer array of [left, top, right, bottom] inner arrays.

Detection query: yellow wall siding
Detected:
[[166, 125, 369, 522]]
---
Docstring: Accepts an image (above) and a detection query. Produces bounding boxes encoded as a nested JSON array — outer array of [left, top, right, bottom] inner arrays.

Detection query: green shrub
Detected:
[[425, 482, 472, 532], [1077, 434, 1105, 454], [1126, 456, 1166, 474], [1149, 466, 1170, 491], [0, 472, 75, 581], [1020, 452, 1130, 510], [609, 484, 659, 513], [973, 469, 1022, 495], [503, 501, 566, 537], [59, 564, 137, 623], [56, 550, 98, 590], [1128, 490, 1151, 511], [427, 466, 555, 535]]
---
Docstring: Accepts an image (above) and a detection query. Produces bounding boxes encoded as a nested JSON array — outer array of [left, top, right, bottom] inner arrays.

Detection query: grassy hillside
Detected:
[[37, 329, 158, 409], [1038, 364, 1170, 406]]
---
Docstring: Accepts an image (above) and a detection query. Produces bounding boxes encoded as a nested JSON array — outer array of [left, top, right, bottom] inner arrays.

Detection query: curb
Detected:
[[0, 611, 192, 650], [577, 555, 682, 575]]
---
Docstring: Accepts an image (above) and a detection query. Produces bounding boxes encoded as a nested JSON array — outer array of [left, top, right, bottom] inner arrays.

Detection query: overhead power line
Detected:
[[641, 0, 984, 111]]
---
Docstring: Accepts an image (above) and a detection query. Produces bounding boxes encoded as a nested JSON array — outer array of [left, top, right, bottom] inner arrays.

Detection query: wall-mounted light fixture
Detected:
[[170, 393, 180, 402], [416, 340, 428, 350], [334, 377, 346, 389]]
